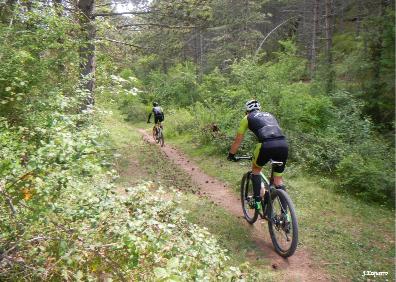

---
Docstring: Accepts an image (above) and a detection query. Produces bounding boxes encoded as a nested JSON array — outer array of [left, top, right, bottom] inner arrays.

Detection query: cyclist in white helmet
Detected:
[[227, 99, 289, 213], [147, 101, 164, 136]]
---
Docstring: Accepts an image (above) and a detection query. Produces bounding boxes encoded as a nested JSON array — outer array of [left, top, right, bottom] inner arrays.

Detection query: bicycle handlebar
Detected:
[[235, 156, 253, 161], [234, 156, 284, 166]]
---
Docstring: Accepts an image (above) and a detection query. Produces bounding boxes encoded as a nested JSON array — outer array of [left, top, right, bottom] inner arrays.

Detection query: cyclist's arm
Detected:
[[147, 111, 152, 123], [229, 116, 248, 154], [230, 134, 244, 154]]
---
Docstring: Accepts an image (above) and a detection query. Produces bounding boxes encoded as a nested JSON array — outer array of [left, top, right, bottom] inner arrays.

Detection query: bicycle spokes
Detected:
[[268, 189, 298, 257], [246, 195, 255, 209], [240, 173, 258, 224]]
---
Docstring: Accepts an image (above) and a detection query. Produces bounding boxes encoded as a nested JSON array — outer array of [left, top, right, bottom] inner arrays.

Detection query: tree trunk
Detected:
[[53, 0, 66, 72], [1, 0, 17, 24], [366, 0, 388, 123], [356, 0, 363, 36], [198, 29, 204, 81], [78, 0, 96, 109], [310, 0, 319, 77], [325, 0, 335, 93], [338, 0, 344, 32]]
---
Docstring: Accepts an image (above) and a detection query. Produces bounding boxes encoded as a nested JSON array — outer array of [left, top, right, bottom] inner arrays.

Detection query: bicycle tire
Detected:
[[159, 130, 164, 147], [155, 128, 160, 144], [268, 189, 298, 257], [240, 172, 258, 224], [152, 129, 156, 141]]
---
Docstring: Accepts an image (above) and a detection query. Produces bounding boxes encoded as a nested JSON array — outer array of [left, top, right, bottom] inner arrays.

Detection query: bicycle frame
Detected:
[[236, 156, 281, 220], [152, 122, 162, 136], [258, 171, 273, 220], [260, 172, 270, 187]]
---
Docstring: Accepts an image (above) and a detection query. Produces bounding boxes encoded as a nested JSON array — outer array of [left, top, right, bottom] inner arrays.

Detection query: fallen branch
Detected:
[[5, 169, 36, 190], [0, 236, 48, 262], [0, 181, 17, 216]]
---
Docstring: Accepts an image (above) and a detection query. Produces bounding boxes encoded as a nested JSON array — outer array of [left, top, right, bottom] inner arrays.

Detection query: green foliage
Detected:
[[121, 40, 394, 204], [279, 83, 333, 132], [0, 6, 258, 279], [331, 5, 395, 130], [1, 177, 256, 280], [97, 73, 148, 121], [146, 62, 200, 107], [166, 108, 196, 137], [0, 8, 80, 125], [336, 139, 395, 202]]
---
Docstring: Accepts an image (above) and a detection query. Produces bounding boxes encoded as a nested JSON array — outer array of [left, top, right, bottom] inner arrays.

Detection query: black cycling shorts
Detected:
[[154, 115, 163, 124], [253, 138, 288, 175]]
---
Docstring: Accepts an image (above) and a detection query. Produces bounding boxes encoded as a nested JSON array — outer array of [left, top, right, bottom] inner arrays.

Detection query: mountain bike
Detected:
[[152, 123, 164, 147], [236, 156, 298, 257]]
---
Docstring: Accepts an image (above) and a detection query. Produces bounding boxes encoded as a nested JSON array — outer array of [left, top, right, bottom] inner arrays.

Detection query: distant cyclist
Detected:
[[147, 102, 164, 134], [227, 99, 288, 213]]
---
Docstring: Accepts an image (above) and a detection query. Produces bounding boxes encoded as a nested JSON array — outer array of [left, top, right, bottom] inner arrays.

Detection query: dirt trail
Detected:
[[139, 129, 329, 281]]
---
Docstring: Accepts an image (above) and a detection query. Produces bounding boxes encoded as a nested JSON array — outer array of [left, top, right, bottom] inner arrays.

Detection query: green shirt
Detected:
[[237, 115, 248, 135]]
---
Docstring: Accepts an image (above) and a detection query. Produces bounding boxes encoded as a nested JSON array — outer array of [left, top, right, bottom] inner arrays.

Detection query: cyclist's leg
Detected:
[[153, 116, 160, 134], [267, 140, 288, 188], [158, 114, 163, 129], [252, 143, 270, 212], [265, 139, 289, 213], [252, 143, 263, 201]]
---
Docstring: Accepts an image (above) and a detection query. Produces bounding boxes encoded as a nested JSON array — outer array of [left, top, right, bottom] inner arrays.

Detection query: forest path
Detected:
[[138, 128, 329, 282]]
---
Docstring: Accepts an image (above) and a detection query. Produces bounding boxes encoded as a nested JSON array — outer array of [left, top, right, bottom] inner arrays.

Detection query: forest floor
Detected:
[[102, 109, 395, 281]]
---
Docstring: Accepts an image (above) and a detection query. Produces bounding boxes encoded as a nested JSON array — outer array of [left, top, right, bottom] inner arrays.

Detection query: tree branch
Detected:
[[254, 16, 299, 59], [117, 23, 196, 29], [93, 11, 153, 17], [0, 181, 17, 216], [96, 37, 145, 49], [95, 2, 112, 7]]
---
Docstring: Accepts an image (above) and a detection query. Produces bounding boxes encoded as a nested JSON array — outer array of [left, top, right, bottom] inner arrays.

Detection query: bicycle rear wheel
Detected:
[[240, 172, 258, 224], [268, 189, 298, 257], [154, 128, 160, 143], [152, 128, 157, 141], [158, 129, 164, 147]]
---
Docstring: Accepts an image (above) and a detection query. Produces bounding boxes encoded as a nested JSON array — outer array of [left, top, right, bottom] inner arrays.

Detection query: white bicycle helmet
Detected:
[[245, 99, 261, 112]]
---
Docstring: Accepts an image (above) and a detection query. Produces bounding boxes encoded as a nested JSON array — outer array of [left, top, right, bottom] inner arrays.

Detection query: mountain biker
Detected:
[[147, 102, 164, 135], [227, 99, 288, 214]]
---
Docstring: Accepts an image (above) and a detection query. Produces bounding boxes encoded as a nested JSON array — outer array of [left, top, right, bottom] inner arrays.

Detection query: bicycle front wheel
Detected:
[[240, 172, 258, 224], [268, 189, 298, 257]]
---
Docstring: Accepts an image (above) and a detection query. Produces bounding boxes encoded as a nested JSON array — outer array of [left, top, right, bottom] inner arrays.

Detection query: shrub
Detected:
[[336, 140, 395, 204], [287, 131, 347, 172], [145, 62, 200, 107], [166, 108, 196, 137], [0, 181, 258, 281], [278, 83, 333, 132], [118, 95, 147, 122]]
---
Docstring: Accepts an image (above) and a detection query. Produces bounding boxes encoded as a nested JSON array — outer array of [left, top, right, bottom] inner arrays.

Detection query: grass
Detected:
[[167, 134, 396, 281], [99, 108, 277, 280]]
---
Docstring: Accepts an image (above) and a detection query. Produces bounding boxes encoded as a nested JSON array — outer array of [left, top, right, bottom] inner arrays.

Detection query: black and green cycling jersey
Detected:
[[148, 106, 164, 124], [237, 110, 285, 142], [237, 110, 287, 173]]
